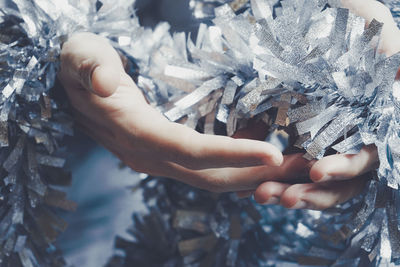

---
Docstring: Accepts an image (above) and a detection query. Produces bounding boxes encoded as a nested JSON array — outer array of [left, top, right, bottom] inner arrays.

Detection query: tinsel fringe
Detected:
[[1, 0, 400, 266]]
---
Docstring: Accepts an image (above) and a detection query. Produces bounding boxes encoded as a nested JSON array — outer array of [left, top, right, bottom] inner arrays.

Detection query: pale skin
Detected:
[[58, 0, 400, 210]]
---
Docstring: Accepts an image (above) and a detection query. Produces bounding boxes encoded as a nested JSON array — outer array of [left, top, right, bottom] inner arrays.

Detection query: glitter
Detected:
[[4, 0, 400, 266]]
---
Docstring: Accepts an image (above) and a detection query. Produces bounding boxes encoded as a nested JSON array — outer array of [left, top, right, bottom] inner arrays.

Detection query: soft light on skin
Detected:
[[342, 0, 400, 56]]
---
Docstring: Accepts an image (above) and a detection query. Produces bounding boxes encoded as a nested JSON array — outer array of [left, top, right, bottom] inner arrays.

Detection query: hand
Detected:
[[253, 146, 377, 210], [59, 32, 286, 193], [251, 0, 400, 210]]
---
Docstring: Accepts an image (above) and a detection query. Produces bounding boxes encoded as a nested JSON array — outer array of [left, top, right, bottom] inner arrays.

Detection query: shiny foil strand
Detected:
[[119, 1, 400, 266], [4, 0, 400, 267]]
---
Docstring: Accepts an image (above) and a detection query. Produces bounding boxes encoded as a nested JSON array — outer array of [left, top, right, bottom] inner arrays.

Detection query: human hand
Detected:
[[59, 32, 289, 193], [251, 0, 400, 210], [253, 146, 377, 210]]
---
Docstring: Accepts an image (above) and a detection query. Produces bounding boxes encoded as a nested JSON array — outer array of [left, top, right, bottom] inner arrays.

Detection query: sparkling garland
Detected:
[[2, 0, 400, 266], [0, 0, 139, 265]]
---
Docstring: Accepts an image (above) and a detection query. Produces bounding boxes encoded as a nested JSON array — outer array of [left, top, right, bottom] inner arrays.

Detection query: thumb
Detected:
[[60, 32, 125, 97]]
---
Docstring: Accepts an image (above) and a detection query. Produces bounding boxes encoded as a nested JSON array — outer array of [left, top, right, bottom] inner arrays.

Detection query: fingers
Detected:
[[158, 153, 309, 192], [151, 121, 284, 170], [253, 182, 290, 204], [188, 133, 284, 168], [253, 146, 374, 210], [279, 178, 368, 210], [220, 153, 311, 187], [120, 102, 283, 170], [59, 32, 126, 97], [254, 178, 367, 210], [310, 145, 378, 182]]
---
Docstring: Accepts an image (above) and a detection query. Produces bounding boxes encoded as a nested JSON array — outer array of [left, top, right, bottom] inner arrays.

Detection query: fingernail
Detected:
[[263, 196, 280, 205], [290, 200, 308, 209]]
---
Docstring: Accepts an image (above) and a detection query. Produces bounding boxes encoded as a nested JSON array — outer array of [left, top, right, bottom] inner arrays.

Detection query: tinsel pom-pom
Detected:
[[111, 0, 400, 265], [140, 0, 400, 174], [0, 0, 140, 265]]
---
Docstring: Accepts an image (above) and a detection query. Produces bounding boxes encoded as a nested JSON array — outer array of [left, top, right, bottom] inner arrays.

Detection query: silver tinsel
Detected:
[[2, 0, 400, 266], [0, 0, 140, 265], [124, 0, 400, 265]]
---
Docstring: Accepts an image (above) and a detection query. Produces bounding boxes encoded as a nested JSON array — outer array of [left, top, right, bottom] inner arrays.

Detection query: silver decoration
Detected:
[[3, 0, 400, 266], [124, 0, 400, 266], [0, 0, 138, 265]]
